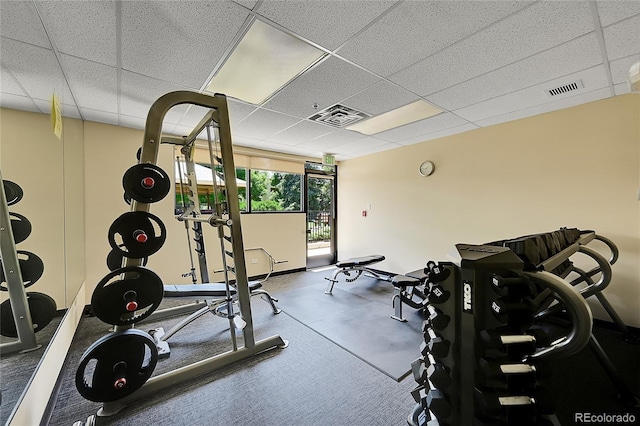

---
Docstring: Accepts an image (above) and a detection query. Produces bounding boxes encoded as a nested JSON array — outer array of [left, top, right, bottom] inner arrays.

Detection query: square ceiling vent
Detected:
[[308, 104, 371, 128]]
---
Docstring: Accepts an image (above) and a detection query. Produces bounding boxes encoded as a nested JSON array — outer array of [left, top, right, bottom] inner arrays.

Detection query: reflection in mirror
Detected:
[[0, 1, 85, 422]]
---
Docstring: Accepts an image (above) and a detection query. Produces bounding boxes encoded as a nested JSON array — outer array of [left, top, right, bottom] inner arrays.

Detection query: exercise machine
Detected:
[[74, 91, 288, 417]]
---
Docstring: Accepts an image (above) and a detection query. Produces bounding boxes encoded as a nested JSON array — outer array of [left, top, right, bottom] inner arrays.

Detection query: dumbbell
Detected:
[[425, 305, 451, 330], [480, 329, 537, 352], [422, 388, 451, 420], [410, 355, 451, 390], [490, 297, 535, 325], [427, 283, 451, 305], [424, 261, 451, 283], [421, 328, 450, 359], [408, 404, 443, 426], [474, 388, 555, 418], [490, 274, 536, 296]]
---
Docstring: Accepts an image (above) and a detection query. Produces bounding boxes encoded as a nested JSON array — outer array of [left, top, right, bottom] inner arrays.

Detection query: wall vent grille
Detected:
[[546, 80, 584, 97], [308, 104, 371, 128]]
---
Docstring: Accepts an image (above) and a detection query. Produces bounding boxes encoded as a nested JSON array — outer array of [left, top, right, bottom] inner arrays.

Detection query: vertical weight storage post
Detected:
[[0, 170, 39, 354]]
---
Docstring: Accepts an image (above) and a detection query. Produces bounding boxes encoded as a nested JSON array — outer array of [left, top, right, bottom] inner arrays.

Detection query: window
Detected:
[[175, 162, 247, 213], [250, 170, 302, 212]]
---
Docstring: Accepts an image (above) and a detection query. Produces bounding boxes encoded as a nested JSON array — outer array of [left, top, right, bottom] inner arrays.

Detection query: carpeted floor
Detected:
[[30, 269, 640, 426], [46, 270, 421, 426]]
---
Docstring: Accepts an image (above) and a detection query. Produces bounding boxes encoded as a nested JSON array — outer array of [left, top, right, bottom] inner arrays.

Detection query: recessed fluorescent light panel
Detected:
[[346, 100, 442, 135], [205, 20, 325, 105]]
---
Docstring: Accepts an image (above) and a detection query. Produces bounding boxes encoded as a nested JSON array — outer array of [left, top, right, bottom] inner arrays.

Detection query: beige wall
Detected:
[[0, 108, 85, 309], [337, 94, 640, 327], [83, 122, 307, 303]]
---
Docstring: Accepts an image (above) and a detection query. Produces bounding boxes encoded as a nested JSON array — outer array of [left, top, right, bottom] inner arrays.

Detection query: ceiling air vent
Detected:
[[308, 104, 371, 128], [545, 80, 584, 97]]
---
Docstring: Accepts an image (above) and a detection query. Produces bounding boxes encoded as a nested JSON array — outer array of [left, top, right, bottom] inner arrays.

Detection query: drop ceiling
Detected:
[[1, 1, 638, 161]]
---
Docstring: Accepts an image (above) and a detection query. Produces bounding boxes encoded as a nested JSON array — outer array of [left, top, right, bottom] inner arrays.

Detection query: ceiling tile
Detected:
[[297, 129, 366, 151], [350, 142, 400, 157], [596, 1, 640, 27], [81, 107, 118, 126], [1, 38, 74, 102], [0, 93, 39, 113], [33, 98, 80, 118], [120, 71, 189, 124], [233, 0, 259, 11], [340, 81, 419, 116], [121, 1, 250, 88], [266, 120, 333, 146], [373, 113, 469, 143], [255, 1, 394, 50], [413, 123, 480, 145], [602, 14, 640, 62], [426, 33, 602, 111], [36, 0, 117, 66], [331, 136, 389, 155], [232, 108, 301, 140], [390, 1, 594, 96], [610, 55, 640, 85], [60, 54, 118, 113], [613, 82, 633, 95], [263, 56, 380, 118], [475, 87, 612, 128], [228, 99, 258, 126], [1, 66, 27, 96], [118, 114, 147, 131], [338, 1, 533, 78], [0, 2, 50, 48], [454, 66, 610, 123]]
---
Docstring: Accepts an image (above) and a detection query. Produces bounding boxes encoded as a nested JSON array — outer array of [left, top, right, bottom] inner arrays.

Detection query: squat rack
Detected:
[[100, 91, 288, 416]]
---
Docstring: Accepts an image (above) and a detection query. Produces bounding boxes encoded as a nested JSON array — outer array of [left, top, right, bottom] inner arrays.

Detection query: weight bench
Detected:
[[163, 280, 281, 315], [324, 254, 394, 294], [151, 281, 281, 358]]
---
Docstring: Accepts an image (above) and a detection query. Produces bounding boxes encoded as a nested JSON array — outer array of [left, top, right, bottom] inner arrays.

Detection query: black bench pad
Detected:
[[391, 275, 420, 288], [164, 281, 262, 298], [335, 255, 385, 268]]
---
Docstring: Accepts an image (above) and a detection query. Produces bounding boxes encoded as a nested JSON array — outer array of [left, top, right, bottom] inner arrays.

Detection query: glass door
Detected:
[[305, 173, 336, 268]]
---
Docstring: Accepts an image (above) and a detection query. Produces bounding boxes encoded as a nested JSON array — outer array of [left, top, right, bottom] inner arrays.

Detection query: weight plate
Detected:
[[0, 292, 57, 338], [3, 180, 24, 206], [1, 250, 45, 290], [9, 213, 32, 243], [122, 163, 170, 204], [91, 266, 164, 326], [108, 211, 166, 259], [106, 248, 148, 271], [75, 329, 158, 402]]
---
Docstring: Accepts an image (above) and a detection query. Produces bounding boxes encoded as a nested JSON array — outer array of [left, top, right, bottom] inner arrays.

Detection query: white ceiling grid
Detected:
[[0, 0, 638, 162]]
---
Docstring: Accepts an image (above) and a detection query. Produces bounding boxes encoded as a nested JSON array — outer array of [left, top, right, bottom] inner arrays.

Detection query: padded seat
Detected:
[[164, 281, 263, 299], [335, 254, 385, 268], [391, 275, 420, 289]]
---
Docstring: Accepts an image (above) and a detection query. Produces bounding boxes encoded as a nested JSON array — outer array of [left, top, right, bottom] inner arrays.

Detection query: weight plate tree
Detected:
[[75, 91, 287, 418], [0, 174, 53, 354]]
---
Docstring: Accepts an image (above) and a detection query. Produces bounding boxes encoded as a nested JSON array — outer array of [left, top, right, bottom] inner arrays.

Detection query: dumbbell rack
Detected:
[[0, 170, 39, 354], [409, 243, 592, 426]]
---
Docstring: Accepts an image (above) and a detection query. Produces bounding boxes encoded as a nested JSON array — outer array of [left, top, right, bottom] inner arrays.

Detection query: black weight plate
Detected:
[[1, 250, 45, 290], [0, 292, 57, 338], [122, 163, 170, 204], [108, 211, 166, 259], [3, 180, 24, 206], [91, 266, 164, 326], [106, 248, 148, 271], [9, 213, 32, 243], [75, 329, 158, 402]]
